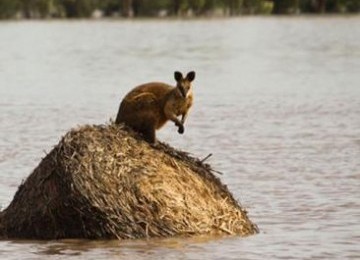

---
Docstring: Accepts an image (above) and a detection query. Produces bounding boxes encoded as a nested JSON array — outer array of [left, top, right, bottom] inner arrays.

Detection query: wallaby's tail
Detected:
[[115, 105, 123, 124]]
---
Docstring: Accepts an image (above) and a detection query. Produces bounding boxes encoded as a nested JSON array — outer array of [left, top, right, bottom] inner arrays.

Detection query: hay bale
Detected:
[[0, 124, 258, 240]]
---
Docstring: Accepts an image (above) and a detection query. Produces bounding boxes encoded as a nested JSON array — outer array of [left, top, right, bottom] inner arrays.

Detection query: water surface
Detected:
[[0, 17, 359, 259]]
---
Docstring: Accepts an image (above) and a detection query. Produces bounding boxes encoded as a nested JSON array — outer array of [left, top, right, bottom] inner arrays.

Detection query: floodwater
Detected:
[[0, 17, 359, 259]]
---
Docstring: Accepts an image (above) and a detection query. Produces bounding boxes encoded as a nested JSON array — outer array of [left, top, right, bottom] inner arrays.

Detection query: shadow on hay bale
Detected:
[[0, 124, 258, 240]]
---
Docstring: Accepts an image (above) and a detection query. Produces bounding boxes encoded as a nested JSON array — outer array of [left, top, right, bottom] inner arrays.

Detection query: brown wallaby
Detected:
[[115, 71, 195, 143]]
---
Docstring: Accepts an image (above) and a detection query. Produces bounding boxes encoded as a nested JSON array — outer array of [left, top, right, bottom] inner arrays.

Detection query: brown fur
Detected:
[[115, 71, 195, 143]]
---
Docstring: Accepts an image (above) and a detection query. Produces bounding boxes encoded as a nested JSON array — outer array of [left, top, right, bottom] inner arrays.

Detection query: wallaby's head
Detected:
[[174, 71, 196, 98]]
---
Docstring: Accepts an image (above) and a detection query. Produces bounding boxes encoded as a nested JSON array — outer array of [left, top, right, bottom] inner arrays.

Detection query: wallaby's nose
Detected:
[[179, 87, 186, 98]]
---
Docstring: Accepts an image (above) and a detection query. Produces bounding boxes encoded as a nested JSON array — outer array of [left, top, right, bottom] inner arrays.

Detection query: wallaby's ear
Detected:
[[174, 71, 183, 82], [186, 71, 196, 82]]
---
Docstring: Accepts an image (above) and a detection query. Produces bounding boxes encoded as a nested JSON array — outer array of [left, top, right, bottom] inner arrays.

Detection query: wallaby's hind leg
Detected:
[[141, 125, 156, 143]]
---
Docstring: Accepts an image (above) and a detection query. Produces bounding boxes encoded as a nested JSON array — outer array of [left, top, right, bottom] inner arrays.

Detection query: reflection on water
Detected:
[[1, 17, 360, 259]]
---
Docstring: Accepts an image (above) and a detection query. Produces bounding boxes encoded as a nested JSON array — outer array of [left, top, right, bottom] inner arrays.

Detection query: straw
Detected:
[[0, 123, 258, 239]]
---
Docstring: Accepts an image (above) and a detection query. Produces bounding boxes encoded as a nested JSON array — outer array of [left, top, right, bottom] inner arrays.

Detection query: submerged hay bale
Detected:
[[0, 124, 258, 240]]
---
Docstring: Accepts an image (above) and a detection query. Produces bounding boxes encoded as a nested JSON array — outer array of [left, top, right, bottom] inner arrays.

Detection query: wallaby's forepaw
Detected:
[[178, 125, 184, 134]]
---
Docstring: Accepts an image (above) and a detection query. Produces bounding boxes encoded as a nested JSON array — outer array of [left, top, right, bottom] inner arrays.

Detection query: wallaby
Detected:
[[115, 71, 195, 143]]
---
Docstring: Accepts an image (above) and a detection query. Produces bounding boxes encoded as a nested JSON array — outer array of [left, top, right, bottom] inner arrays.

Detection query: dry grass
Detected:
[[0, 123, 258, 239]]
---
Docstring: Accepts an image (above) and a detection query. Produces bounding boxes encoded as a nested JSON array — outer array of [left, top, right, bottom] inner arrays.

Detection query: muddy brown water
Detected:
[[0, 17, 359, 259]]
